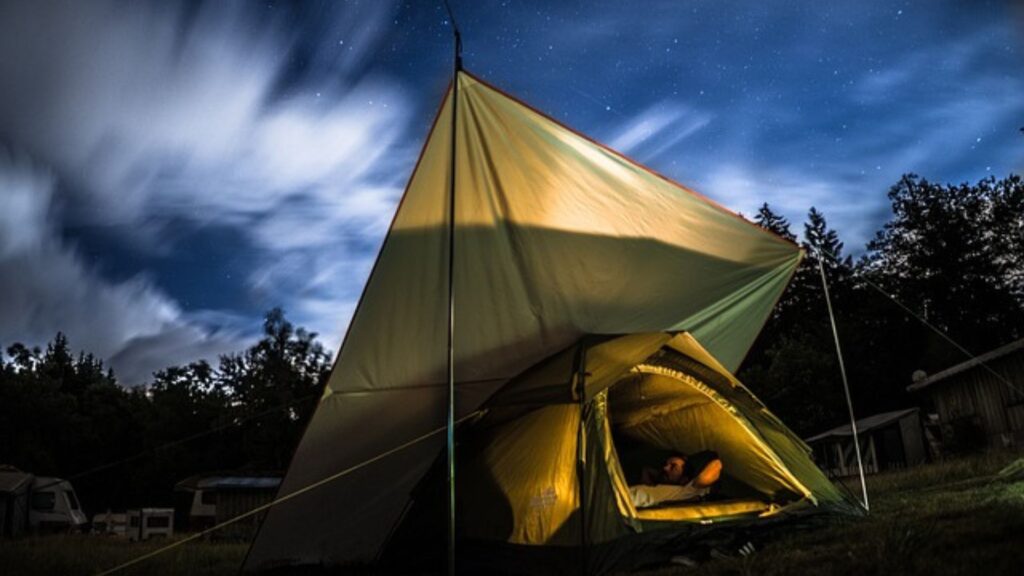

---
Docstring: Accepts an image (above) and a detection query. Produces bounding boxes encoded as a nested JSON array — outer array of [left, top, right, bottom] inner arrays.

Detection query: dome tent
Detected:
[[243, 71, 859, 574], [380, 332, 859, 574]]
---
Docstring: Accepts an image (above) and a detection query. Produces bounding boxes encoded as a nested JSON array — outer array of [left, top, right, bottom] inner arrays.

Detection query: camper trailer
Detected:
[[28, 477, 88, 533], [1, 467, 87, 536], [92, 511, 129, 537], [127, 508, 174, 541]]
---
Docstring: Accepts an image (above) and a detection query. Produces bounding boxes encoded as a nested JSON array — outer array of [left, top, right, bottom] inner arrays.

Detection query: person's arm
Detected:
[[692, 458, 722, 489], [640, 466, 660, 486]]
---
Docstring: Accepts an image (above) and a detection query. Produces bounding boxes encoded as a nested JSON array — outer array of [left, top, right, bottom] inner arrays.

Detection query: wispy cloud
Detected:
[[0, 153, 247, 384], [2, 0, 1023, 381], [699, 162, 881, 251], [847, 26, 1024, 180], [0, 0, 412, 379], [606, 102, 713, 162]]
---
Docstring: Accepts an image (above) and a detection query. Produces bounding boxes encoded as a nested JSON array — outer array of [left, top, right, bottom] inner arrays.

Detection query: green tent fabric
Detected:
[[244, 71, 851, 573]]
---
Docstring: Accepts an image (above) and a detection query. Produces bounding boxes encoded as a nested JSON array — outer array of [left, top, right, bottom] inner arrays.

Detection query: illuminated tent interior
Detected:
[[244, 71, 859, 574]]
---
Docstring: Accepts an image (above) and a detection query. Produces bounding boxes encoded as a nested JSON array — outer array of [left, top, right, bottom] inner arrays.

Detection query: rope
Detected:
[[816, 247, 1024, 397], [32, 393, 320, 493], [94, 412, 481, 576], [816, 251, 869, 511]]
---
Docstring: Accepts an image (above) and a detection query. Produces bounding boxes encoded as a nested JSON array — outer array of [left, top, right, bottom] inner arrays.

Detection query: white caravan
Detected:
[[28, 476, 88, 533]]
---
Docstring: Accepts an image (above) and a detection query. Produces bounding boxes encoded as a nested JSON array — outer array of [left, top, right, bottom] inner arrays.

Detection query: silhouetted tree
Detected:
[[741, 205, 849, 434], [754, 202, 797, 242], [862, 174, 1024, 356], [218, 308, 330, 469], [0, 310, 332, 514]]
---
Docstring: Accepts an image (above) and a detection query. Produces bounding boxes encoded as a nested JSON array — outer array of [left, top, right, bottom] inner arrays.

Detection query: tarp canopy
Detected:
[[245, 71, 813, 571]]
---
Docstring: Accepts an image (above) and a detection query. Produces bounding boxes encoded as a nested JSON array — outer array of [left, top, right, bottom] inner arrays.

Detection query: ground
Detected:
[[632, 449, 1024, 576], [2, 450, 1022, 575]]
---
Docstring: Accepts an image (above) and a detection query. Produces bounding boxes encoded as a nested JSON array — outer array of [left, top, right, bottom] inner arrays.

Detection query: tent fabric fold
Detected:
[[244, 70, 845, 573]]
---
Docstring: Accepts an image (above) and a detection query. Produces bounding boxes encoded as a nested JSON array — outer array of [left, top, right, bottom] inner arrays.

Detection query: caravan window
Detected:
[[146, 515, 171, 528], [31, 491, 55, 511], [65, 490, 80, 510]]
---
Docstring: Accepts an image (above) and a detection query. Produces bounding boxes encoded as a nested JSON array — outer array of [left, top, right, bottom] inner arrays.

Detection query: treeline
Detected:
[[1, 173, 1021, 515], [740, 174, 1024, 434], [0, 310, 331, 514]]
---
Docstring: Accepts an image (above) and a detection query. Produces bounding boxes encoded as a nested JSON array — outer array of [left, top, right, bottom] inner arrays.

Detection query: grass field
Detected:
[[2, 450, 1023, 575], [636, 449, 1024, 576], [0, 534, 249, 576]]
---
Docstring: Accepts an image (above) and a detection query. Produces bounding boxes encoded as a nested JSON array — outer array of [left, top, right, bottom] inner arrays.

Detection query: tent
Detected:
[[0, 466, 33, 539], [243, 71, 859, 574]]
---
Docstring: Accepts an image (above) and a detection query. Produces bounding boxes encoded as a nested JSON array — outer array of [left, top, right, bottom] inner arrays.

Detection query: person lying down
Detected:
[[629, 450, 722, 508]]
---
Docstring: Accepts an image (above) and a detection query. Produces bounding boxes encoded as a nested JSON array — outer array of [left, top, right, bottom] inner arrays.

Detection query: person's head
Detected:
[[662, 453, 687, 484]]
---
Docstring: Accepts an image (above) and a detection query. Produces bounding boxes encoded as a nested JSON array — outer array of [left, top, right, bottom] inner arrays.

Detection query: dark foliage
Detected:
[[740, 174, 1024, 436], [1, 173, 1021, 514], [0, 309, 330, 514]]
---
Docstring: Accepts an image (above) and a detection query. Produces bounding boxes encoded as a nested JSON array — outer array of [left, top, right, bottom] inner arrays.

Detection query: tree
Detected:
[[754, 202, 797, 242], [862, 174, 1024, 358], [740, 205, 852, 434], [989, 174, 1024, 302], [218, 308, 331, 469], [0, 310, 333, 514]]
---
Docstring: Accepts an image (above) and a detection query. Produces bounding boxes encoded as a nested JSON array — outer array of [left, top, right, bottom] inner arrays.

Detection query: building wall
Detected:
[[810, 411, 927, 476], [925, 351, 1024, 447], [898, 412, 927, 466], [214, 490, 276, 540]]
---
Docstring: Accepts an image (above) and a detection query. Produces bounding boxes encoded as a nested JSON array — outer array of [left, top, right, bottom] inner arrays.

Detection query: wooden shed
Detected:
[[806, 408, 927, 477], [175, 474, 281, 540], [907, 338, 1024, 451]]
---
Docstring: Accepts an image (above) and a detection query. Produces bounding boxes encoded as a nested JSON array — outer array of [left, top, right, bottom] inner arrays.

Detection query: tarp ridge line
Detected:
[[816, 246, 1024, 398], [459, 70, 801, 251]]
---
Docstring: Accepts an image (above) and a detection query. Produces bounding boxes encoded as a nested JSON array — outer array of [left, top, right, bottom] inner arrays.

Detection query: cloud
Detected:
[[683, 22, 1024, 255], [108, 321, 246, 386], [0, 0, 414, 375], [699, 162, 885, 252], [606, 102, 712, 162], [0, 152, 52, 259], [0, 153, 249, 385], [0, 0, 409, 226]]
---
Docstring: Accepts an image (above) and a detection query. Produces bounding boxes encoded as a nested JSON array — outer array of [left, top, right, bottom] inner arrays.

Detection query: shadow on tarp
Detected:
[[245, 224, 796, 573]]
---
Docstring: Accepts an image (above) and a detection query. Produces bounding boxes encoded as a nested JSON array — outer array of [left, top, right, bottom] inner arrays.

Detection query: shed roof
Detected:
[[805, 408, 919, 443], [176, 475, 281, 492], [907, 338, 1024, 392]]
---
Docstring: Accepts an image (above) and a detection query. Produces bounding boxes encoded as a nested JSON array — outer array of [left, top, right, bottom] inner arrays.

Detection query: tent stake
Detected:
[[816, 251, 869, 511], [442, 2, 462, 574]]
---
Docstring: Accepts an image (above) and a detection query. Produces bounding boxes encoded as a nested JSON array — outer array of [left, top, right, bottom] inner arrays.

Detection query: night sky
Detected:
[[1, 0, 1022, 385]]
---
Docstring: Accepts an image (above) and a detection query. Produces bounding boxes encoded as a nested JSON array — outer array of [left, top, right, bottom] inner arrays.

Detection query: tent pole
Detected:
[[442, 2, 462, 574], [816, 251, 870, 511], [574, 342, 589, 576]]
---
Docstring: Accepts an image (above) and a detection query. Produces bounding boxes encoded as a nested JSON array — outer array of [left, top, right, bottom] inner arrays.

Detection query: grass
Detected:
[[0, 535, 248, 576], [633, 449, 1024, 576], [2, 450, 1023, 575]]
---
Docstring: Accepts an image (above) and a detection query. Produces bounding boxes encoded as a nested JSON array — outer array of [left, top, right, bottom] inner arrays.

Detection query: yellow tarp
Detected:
[[246, 71, 802, 569]]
